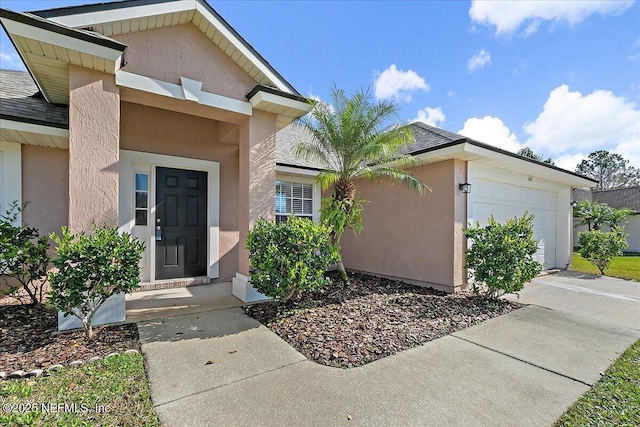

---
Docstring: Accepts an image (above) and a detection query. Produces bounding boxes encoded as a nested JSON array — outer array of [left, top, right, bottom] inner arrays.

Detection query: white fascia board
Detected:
[[116, 71, 252, 116], [249, 90, 311, 115], [463, 143, 596, 188], [2, 18, 124, 63], [0, 119, 69, 138], [44, 1, 196, 28], [276, 165, 321, 177], [194, 3, 293, 94]]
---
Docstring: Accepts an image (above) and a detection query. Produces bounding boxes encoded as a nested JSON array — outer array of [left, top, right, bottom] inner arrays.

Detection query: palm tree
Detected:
[[294, 85, 430, 283]]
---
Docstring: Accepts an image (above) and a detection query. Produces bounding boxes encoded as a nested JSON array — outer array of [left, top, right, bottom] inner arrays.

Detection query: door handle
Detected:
[[155, 225, 162, 241]]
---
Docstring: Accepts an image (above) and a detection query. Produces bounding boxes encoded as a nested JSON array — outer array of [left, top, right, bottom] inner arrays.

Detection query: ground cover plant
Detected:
[[0, 303, 139, 374], [555, 339, 640, 427], [0, 353, 160, 427], [245, 272, 521, 368], [572, 253, 640, 281]]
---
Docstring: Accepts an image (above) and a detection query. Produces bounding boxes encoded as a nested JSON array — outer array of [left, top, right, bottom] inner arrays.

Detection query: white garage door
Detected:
[[471, 177, 556, 269]]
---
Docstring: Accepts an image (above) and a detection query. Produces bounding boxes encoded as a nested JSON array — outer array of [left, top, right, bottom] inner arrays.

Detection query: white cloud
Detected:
[[555, 153, 587, 171], [467, 49, 491, 73], [413, 107, 446, 127], [374, 64, 429, 102], [524, 85, 640, 157], [447, 90, 456, 97], [615, 140, 640, 168], [469, 0, 634, 35], [0, 49, 25, 70], [458, 116, 523, 152]]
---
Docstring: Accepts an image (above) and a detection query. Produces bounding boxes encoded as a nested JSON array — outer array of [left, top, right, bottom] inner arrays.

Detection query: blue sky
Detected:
[[1, 0, 639, 170]]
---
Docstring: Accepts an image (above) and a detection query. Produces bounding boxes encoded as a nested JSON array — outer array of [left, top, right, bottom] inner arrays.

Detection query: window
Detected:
[[275, 180, 313, 224], [135, 173, 149, 226]]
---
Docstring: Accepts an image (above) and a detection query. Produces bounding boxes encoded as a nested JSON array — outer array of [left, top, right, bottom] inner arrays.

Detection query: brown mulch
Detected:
[[0, 303, 140, 374], [245, 272, 523, 368]]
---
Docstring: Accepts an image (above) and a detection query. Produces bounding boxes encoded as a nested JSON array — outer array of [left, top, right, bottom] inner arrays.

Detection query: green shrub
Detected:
[[0, 202, 50, 305], [247, 216, 338, 302], [465, 213, 542, 299], [578, 228, 628, 275], [48, 224, 145, 337]]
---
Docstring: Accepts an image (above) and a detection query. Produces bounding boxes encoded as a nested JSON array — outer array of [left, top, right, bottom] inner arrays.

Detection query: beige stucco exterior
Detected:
[[21, 145, 69, 238], [68, 65, 120, 233], [339, 159, 468, 293], [111, 24, 257, 102]]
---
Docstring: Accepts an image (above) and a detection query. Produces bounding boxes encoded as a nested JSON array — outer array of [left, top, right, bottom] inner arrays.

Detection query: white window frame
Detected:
[[0, 141, 22, 224], [275, 173, 321, 223]]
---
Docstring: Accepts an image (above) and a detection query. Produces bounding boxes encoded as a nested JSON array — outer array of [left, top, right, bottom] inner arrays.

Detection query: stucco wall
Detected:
[[112, 23, 257, 102], [237, 110, 277, 275], [120, 102, 240, 280], [68, 66, 120, 232], [339, 160, 464, 292], [21, 145, 69, 238]]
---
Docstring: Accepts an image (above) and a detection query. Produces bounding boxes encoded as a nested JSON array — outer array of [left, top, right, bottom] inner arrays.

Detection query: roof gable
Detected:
[[30, 0, 298, 95]]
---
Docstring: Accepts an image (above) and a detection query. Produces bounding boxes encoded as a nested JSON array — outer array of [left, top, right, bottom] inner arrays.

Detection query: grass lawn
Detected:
[[572, 253, 640, 281], [0, 353, 159, 427], [555, 339, 640, 427]]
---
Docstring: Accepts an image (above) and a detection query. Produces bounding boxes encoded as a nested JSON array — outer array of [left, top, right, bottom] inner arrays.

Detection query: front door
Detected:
[[155, 167, 208, 280]]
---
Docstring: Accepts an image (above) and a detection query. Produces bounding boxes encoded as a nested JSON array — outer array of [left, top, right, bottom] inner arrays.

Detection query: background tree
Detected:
[[295, 85, 430, 283], [517, 147, 555, 165], [573, 200, 632, 231], [575, 150, 640, 190]]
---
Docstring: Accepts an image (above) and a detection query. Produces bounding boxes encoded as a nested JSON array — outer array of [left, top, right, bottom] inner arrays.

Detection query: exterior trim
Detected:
[[0, 114, 68, 131], [31, 0, 300, 95], [247, 85, 309, 104], [115, 71, 253, 116], [276, 164, 322, 176], [248, 88, 312, 115], [0, 8, 128, 52], [0, 141, 22, 224], [410, 138, 597, 186], [119, 150, 220, 281]]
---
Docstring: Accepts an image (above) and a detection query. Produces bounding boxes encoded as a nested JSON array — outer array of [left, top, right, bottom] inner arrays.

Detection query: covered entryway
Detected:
[[156, 167, 208, 280]]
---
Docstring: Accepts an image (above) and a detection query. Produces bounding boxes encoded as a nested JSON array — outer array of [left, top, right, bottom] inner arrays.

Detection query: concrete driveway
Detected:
[[137, 273, 640, 427]]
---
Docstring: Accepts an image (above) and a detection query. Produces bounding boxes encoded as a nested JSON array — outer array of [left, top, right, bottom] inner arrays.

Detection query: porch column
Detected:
[[68, 65, 120, 233], [233, 110, 276, 302]]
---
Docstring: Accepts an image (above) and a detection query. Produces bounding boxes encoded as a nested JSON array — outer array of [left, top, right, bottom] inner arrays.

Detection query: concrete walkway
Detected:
[[137, 274, 640, 426]]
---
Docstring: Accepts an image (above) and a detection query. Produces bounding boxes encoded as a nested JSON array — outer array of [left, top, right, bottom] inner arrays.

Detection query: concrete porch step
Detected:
[[135, 276, 211, 292]]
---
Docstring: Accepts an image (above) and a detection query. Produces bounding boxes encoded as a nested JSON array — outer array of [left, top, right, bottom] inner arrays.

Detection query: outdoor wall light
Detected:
[[570, 200, 578, 208], [459, 183, 472, 194]]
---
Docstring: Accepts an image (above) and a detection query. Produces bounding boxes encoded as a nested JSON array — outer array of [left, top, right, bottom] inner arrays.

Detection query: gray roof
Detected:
[[398, 121, 465, 155], [276, 125, 329, 170], [572, 188, 592, 203], [592, 186, 640, 213], [0, 70, 68, 128]]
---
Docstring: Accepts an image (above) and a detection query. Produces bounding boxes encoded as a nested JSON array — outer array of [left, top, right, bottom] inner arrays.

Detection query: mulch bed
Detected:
[[0, 303, 140, 374], [245, 272, 523, 368]]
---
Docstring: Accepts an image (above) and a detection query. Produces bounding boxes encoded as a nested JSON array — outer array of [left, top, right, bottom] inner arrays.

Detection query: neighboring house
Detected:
[[0, 0, 597, 313], [573, 186, 640, 253], [0, 0, 311, 313], [278, 122, 597, 293]]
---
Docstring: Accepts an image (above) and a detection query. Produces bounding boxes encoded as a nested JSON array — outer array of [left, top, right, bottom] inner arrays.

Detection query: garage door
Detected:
[[471, 177, 556, 269]]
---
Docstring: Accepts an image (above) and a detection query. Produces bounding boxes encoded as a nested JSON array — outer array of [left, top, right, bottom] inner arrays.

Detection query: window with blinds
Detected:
[[275, 180, 313, 224]]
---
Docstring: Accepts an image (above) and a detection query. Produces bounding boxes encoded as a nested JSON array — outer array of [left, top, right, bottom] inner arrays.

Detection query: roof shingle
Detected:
[[592, 186, 640, 213], [0, 70, 68, 127]]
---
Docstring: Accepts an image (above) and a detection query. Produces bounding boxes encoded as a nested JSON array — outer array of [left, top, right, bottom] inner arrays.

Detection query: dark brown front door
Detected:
[[155, 167, 208, 280]]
